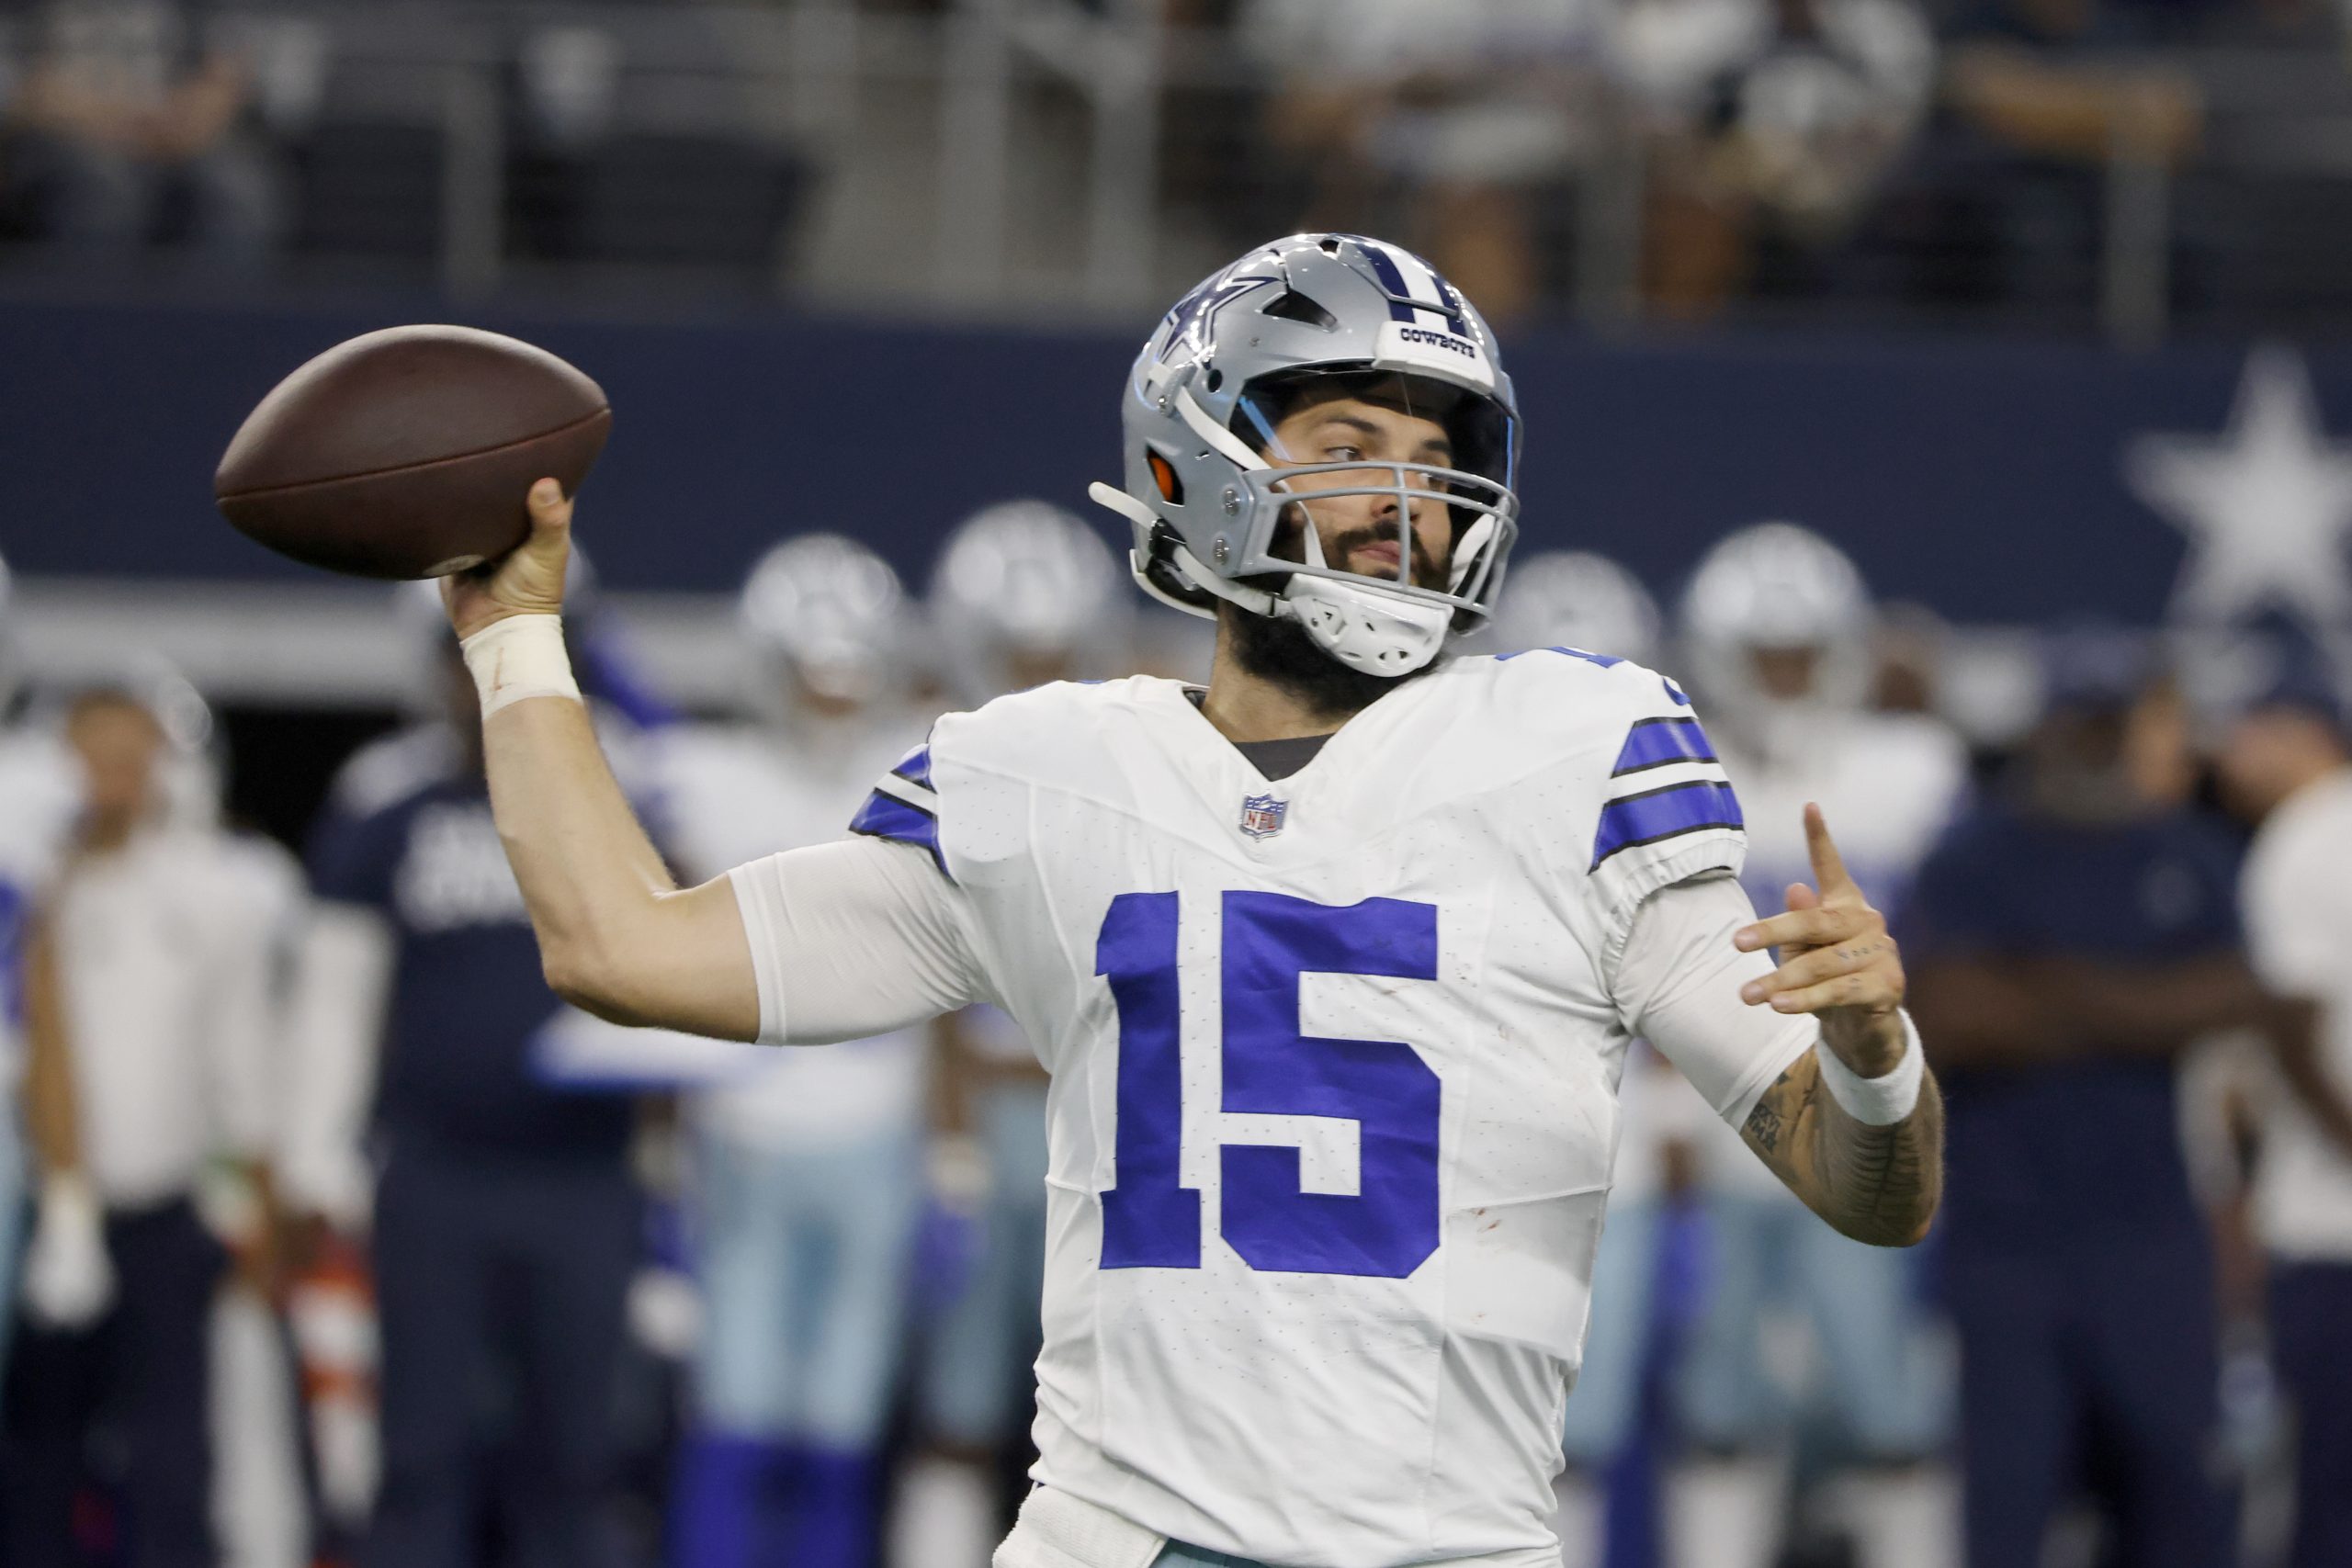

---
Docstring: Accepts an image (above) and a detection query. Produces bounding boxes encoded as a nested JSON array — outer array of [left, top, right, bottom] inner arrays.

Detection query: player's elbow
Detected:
[[540, 938, 651, 1027]]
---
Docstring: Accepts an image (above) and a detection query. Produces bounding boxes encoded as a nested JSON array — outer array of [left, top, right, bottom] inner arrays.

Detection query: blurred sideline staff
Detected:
[[2213, 658, 2352, 1568], [0, 548, 82, 1379], [1663, 524, 1965, 1568], [889, 502, 1135, 1568], [288, 577, 657, 1568], [655, 534, 934, 1568], [2, 683, 276, 1568], [1903, 630, 2346, 1568]]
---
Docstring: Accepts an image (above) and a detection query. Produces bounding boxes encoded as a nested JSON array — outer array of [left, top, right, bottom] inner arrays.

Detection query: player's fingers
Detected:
[[1785, 881, 1819, 912], [1738, 934, 1900, 1005], [526, 477, 573, 536], [1804, 803, 1859, 898], [1762, 965, 1905, 1016], [1734, 902, 1850, 953]]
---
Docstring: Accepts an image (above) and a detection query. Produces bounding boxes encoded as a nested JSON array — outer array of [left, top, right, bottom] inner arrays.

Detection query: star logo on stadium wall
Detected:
[[2125, 344, 2352, 632]]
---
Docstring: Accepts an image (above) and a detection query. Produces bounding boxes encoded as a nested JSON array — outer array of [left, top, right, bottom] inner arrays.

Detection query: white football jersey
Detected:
[[846, 651, 1801, 1566], [1690, 709, 1965, 1195], [659, 715, 932, 1148]]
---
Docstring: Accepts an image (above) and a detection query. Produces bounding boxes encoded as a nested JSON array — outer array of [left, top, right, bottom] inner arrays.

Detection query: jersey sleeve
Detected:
[[1577, 671, 1747, 966], [847, 739, 949, 879], [1612, 871, 1817, 1128], [727, 836, 993, 1046]]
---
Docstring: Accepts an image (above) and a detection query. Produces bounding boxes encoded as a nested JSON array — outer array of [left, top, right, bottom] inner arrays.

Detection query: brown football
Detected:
[[215, 324, 610, 580]]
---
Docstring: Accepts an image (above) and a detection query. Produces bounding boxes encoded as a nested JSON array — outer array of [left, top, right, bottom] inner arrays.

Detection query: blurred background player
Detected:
[[1483, 550, 1677, 1568], [654, 533, 933, 1568], [1665, 523, 1967, 1568], [0, 549, 83, 1377], [2, 682, 276, 1568], [889, 500, 1135, 1568], [1904, 628, 2265, 1568], [2211, 652, 2352, 1568], [290, 578, 656, 1568]]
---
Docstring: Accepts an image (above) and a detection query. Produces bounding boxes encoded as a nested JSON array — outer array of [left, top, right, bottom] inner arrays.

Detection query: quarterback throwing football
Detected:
[[444, 233, 1941, 1568]]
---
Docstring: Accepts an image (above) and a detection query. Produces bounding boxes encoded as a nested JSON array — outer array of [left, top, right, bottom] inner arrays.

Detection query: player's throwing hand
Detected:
[[443, 478, 573, 640], [1733, 803, 1908, 1076]]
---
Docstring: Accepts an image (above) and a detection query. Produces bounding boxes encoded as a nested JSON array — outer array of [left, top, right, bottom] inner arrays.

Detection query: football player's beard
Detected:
[[1222, 593, 1442, 721]]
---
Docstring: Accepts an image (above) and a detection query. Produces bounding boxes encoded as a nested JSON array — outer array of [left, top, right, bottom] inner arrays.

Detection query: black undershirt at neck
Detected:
[[1185, 688, 1337, 781]]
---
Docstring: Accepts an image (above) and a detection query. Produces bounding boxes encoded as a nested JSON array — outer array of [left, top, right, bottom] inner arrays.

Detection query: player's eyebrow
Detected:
[[1315, 412, 1453, 459]]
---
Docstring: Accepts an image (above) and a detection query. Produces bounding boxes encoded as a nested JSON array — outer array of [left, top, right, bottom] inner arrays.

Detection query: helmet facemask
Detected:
[[1163, 367, 1518, 676]]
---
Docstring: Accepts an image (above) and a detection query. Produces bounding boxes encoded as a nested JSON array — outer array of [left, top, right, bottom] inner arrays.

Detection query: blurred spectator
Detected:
[[2, 684, 275, 1568], [1611, 0, 1936, 316], [654, 536, 932, 1568], [889, 502, 1133, 1568], [2213, 656, 2352, 1568], [1915, 0, 2202, 309], [293, 597, 649, 1568], [1905, 630, 2261, 1568], [1667, 524, 1965, 1568], [1239, 0, 1609, 321], [0, 0, 280, 268]]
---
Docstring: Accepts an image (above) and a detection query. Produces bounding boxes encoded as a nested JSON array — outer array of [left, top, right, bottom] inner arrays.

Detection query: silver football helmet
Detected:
[[931, 500, 1130, 700], [1485, 550, 1661, 667], [740, 534, 906, 710], [1090, 233, 1522, 678], [1680, 522, 1874, 751]]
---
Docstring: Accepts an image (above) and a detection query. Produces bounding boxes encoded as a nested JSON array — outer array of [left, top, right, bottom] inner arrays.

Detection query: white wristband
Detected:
[[1814, 1011, 1925, 1125], [460, 614, 581, 718]]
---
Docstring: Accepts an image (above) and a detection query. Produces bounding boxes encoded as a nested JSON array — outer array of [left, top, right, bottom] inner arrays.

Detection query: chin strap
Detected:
[[1286, 576, 1451, 675]]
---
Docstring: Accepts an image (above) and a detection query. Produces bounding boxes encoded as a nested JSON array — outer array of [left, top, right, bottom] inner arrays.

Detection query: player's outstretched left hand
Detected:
[[1732, 803, 1906, 1076]]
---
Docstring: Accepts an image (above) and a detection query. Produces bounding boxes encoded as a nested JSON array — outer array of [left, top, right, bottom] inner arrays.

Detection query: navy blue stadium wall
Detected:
[[0, 295, 2328, 623]]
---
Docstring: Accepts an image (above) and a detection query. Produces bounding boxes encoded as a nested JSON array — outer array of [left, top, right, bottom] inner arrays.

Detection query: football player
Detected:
[[656, 534, 933, 1568], [435, 233, 1942, 1568], [892, 501, 1136, 1568], [1665, 524, 1966, 1568], [291, 575, 658, 1568]]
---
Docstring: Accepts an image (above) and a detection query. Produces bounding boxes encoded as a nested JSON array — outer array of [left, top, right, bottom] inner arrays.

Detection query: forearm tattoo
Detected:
[[1739, 1052, 1943, 1247]]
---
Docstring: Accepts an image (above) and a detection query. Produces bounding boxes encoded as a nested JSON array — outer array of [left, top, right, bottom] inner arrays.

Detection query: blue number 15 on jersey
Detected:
[[1095, 890, 1442, 1280]]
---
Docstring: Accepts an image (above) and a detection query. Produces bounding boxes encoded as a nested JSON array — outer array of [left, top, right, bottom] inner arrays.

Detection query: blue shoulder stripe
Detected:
[[1611, 716, 1717, 775], [1495, 645, 1624, 669], [1591, 780, 1744, 870], [848, 789, 952, 881], [891, 744, 934, 792]]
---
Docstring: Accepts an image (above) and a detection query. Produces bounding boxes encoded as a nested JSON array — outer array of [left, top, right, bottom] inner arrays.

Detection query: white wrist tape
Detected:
[[460, 614, 581, 718], [1814, 1011, 1925, 1125]]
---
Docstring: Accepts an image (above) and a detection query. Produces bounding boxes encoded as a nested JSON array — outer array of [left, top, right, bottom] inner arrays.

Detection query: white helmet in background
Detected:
[[931, 500, 1130, 701], [1680, 522, 1874, 755], [738, 534, 906, 713], [1484, 550, 1661, 667]]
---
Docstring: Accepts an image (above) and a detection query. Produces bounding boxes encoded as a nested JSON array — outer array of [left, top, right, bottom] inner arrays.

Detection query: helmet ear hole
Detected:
[[1148, 451, 1184, 503]]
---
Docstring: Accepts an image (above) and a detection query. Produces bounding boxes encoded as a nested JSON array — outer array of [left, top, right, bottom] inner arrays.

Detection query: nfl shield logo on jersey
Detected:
[[1238, 793, 1288, 840]]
